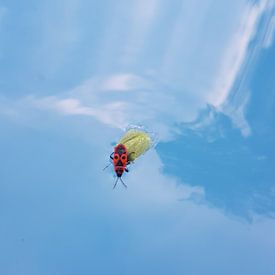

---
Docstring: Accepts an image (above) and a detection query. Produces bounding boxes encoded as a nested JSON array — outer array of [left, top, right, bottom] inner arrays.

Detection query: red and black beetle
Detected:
[[104, 144, 130, 188]]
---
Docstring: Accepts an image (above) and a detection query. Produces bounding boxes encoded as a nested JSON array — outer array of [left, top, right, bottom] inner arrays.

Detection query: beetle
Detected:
[[104, 126, 155, 189], [105, 144, 131, 189], [112, 144, 129, 178]]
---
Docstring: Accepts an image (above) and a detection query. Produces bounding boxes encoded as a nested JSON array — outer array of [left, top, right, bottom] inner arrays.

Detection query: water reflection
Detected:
[[158, 123, 274, 220], [158, 44, 275, 219]]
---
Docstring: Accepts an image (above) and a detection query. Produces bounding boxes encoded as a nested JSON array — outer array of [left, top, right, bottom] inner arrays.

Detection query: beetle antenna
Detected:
[[120, 177, 127, 189], [113, 177, 119, 189]]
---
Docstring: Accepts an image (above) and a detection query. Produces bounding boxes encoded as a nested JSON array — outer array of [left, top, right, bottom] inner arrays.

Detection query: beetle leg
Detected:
[[103, 152, 114, 170], [110, 152, 114, 160]]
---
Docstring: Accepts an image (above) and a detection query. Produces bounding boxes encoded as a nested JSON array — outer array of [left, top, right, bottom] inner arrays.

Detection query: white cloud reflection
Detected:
[[1, 0, 274, 139], [0, 0, 274, 214]]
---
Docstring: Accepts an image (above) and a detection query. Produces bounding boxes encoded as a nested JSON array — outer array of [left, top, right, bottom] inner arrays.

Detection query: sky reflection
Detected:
[[0, 0, 275, 274], [159, 38, 275, 220]]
